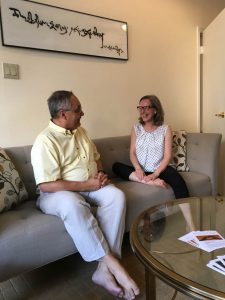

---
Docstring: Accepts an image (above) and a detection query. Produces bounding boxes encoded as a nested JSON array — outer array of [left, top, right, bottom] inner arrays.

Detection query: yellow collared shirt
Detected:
[[31, 121, 100, 185]]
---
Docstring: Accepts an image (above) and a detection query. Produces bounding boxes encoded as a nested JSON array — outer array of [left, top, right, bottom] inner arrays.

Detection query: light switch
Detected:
[[4, 64, 10, 75], [11, 65, 17, 76], [2, 63, 19, 79]]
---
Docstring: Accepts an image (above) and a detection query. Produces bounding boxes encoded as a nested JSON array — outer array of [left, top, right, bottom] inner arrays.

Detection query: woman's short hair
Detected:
[[139, 95, 164, 126], [47, 90, 73, 118]]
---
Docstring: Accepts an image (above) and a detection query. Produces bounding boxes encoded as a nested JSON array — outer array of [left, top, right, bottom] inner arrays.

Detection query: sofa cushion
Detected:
[[0, 200, 76, 282], [172, 130, 189, 172], [0, 148, 28, 213], [181, 172, 211, 196], [113, 179, 175, 231]]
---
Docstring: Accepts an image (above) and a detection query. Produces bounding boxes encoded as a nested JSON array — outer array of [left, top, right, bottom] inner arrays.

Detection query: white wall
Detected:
[[1, 0, 225, 147]]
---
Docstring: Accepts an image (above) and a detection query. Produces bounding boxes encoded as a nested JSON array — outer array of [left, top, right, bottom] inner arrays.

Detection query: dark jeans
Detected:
[[112, 162, 189, 199]]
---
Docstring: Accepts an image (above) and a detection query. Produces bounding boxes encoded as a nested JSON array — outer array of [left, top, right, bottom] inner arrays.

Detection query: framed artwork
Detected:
[[0, 0, 128, 60]]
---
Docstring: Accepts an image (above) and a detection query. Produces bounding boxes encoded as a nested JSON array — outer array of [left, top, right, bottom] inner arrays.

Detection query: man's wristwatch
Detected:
[[98, 169, 106, 174]]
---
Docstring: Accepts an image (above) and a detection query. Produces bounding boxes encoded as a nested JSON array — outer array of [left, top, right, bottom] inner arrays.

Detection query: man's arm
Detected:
[[39, 177, 103, 193], [96, 159, 105, 174], [39, 158, 109, 193]]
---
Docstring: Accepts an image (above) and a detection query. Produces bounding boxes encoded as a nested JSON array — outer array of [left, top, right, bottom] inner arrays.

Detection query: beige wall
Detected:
[[1, 0, 225, 147]]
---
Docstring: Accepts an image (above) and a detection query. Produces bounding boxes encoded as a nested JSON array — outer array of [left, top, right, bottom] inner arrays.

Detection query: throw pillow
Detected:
[[0, 148, 28, 213], [172, 130, 189, 172]]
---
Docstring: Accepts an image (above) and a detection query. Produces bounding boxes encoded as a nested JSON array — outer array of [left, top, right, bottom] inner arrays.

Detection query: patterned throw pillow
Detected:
[[172, 130, 189, 172], [0, 148, 28, 213]]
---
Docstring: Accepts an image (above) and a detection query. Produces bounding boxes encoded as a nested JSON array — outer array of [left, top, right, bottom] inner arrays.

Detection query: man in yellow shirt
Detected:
[[31, 90, 139, 300]]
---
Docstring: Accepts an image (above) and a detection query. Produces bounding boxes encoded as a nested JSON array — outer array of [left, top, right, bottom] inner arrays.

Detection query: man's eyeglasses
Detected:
[[137, 105, 154, 112], [64, 106, 82, 113]]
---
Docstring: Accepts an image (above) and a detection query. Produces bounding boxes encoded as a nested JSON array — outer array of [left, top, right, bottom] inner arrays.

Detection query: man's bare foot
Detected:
[[92, 262, 123, 298], [102, 254, 140, 300]]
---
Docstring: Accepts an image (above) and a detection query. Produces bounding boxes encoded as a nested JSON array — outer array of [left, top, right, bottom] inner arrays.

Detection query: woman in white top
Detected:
[[112, 95, 189, 199]]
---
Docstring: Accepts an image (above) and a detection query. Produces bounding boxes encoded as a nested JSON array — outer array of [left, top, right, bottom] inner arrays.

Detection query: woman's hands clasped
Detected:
[[134, 168, 145, 181]]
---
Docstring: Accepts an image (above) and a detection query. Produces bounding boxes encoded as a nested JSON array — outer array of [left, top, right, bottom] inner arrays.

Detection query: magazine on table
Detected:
[[178, 230, 225, 252], [179, 232, 225, 276], [207, 255, 225, 275]]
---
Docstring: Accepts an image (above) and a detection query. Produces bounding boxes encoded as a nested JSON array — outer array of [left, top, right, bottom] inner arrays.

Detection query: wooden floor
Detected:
[[0, 234, 190, 300]]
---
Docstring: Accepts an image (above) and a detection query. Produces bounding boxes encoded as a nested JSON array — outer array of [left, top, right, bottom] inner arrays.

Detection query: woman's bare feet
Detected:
[[129, 172, 143, 182], [145, 178, 168, 188], [92, 254, 140, 300], [129, 172, 167, 188]]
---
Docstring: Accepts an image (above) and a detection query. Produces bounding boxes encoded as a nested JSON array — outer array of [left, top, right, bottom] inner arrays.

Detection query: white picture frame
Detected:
[[0, 0, 128, 60]]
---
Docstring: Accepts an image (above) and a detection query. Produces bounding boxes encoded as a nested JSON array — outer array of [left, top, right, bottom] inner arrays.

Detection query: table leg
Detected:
[[145, 267, 156, 300]]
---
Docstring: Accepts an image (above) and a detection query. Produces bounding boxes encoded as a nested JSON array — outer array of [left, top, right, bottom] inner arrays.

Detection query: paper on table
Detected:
[[179, 231, 225, 252], [207, 260, 225, 275], [178, 231, 200, 248], [207, 255, 225, 276], [217, 255, 225, 265]]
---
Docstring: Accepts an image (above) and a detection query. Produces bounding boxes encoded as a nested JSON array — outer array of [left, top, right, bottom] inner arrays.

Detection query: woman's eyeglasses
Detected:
[[137, 106, 154, 112]]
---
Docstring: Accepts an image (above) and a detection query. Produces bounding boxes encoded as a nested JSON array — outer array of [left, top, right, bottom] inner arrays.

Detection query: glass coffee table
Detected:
[[130, 196, 225, 300]]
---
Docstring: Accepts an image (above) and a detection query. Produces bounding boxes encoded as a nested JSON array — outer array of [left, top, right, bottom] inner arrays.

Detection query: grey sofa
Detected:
[[0, 132, 221, 283]]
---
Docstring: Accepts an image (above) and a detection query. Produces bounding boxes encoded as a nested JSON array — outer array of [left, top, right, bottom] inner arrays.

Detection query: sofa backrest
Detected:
[[4, 132, 221, 199], [186, 133, 221, 195], [94, 135, 131, 178]]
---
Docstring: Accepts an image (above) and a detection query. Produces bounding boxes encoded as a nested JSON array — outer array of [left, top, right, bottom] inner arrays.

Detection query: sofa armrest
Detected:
[[186, 133, 222, 196]]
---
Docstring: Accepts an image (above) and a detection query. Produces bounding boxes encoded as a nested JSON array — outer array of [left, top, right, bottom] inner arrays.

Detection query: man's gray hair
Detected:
[[47, 90, 73, 118]]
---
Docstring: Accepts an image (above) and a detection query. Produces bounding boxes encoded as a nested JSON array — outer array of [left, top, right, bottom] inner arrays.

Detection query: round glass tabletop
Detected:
[[130, 196, 225, 299]]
